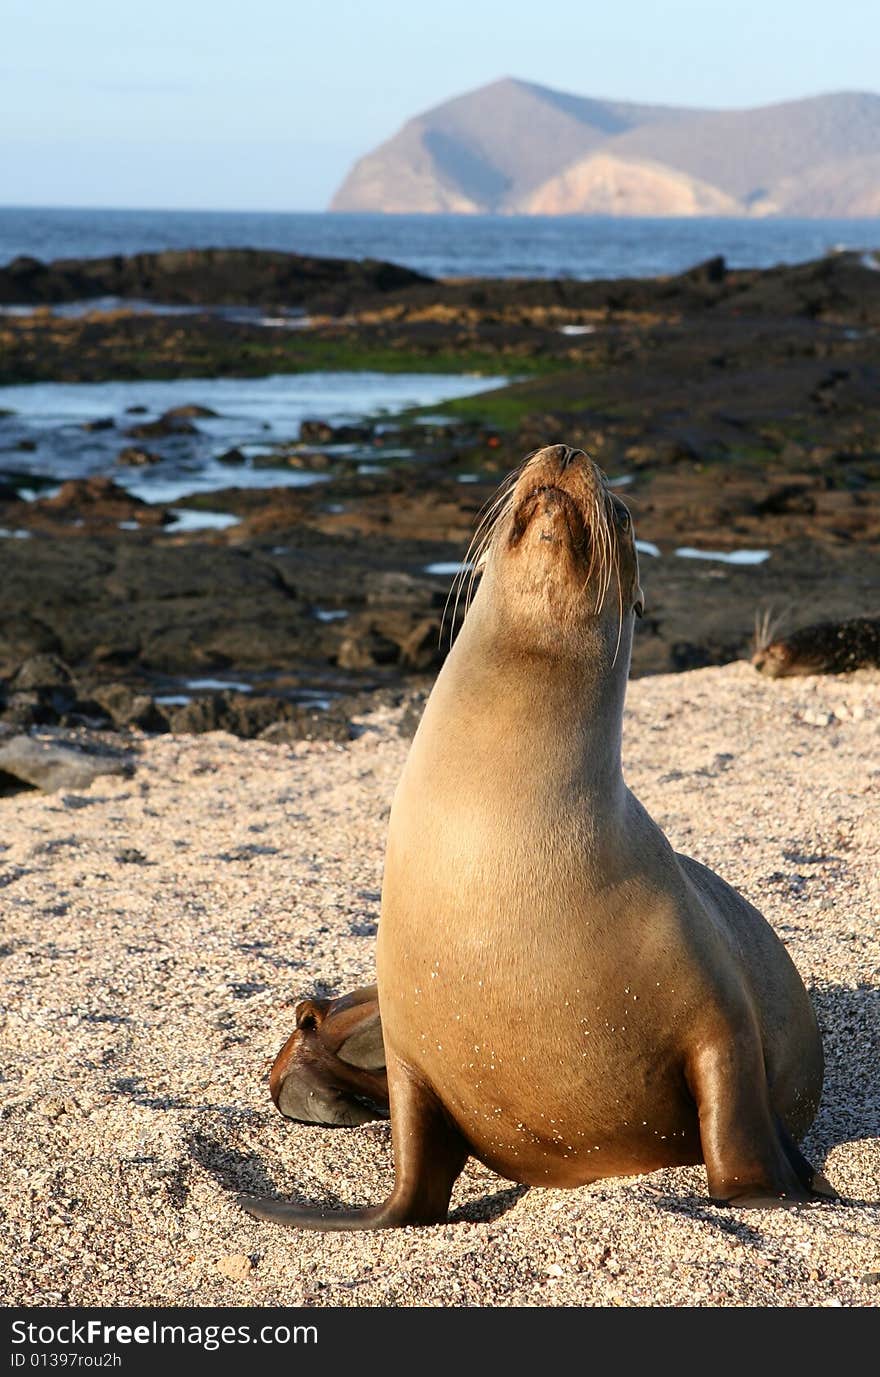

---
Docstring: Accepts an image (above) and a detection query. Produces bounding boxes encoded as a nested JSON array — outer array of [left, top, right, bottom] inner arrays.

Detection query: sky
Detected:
[[2, 0, 879, 211]]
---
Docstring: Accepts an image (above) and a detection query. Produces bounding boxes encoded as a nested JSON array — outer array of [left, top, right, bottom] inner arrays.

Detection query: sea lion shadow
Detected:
[[646, 1195, 766, 1246], [110, 1075, 247, 1115], [807, 983, 880, 1175], [187, 1128, 280, 1198], [449, 1183, 530, 1224]]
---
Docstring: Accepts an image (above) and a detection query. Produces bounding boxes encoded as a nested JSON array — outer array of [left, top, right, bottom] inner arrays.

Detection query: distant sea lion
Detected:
[[753, 615, 880, 677], [244, 445, 833, 1231]]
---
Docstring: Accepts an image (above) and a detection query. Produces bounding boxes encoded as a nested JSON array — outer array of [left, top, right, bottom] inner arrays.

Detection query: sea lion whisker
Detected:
[[441, 478, 517, 645], [444, 477, 520, 645], [753, 602, 794, 654], [594, 492, 614, 615], [610, 558, 624, 668]]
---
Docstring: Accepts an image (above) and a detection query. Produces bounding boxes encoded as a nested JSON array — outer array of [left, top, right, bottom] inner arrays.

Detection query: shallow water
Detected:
[[424, 561, 471, 576], [166, 509, 241, 532], [674, 546, 770, 565], [0, 371, 507, 502]]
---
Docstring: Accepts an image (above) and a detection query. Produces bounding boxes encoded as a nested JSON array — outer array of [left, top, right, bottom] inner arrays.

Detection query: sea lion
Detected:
[[244, 444, 833, 1231], [269, 984, 388, 1126], [753, 615, 880, 677]]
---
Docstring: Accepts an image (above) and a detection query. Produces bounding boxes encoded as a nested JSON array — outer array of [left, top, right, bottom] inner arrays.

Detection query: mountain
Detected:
[[330, 79, 880, 217]]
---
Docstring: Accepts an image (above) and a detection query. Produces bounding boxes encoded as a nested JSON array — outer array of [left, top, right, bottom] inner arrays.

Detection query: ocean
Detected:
[[2, 206, 880, 281], [0, 372, 507, 516]]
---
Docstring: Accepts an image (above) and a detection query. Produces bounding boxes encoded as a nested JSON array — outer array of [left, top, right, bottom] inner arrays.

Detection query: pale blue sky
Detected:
[[2, 0, 878, 210]]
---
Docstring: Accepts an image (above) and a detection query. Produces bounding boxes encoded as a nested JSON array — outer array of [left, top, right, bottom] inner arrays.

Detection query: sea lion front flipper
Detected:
[[240, 1059, 468, 1232], [687, 1036, 833, 1208]]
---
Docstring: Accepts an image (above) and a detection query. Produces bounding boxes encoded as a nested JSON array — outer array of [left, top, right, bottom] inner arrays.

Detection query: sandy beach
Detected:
[[1, 660, 877, 1308]]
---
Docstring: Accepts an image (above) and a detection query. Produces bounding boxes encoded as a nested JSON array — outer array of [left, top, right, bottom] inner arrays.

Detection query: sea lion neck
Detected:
[[424, 594, 631, 806]]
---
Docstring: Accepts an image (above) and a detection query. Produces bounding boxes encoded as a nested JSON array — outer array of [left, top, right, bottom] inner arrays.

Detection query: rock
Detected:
[[116, 447, 162, 467], [214, 1254, 253, 1282], [365, 571, 438, 608], [337, 622, 400, 671], [216, 447, 246, 466], [167, 692, 290, 739], [399, 617, 442, 669], [81, 417, 115, 432], [1, 659, 82, 729], [33, 477, 169, 527], [116, 848, 147, 865], [1, 660, 80, 728], [11, 655, 74, 692], [0, 733, 133, 792], [754, 484, 817, 516], [298, 419, 335, 445], [682, 255, 727, 285], [1, 691, 57, 729], [252, 449, 332, 471], [258, 709, 353, 745], [162, 404, 218, 420], [90, 683, 169, 732], [38, 1098, 69, 1120], [336, 607, 443, 672], [0, 616, 62, 676], [398, 694, 427, 738], [298, 419, 373, 445], [803, 708, 835, 727], [0, 247, 431, 309], [124, 413, 198, 439]]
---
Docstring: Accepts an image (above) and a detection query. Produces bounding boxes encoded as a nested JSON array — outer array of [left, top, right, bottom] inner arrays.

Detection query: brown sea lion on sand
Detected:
[[244, 445, 834, 1231], [753, 615, 880, 677]]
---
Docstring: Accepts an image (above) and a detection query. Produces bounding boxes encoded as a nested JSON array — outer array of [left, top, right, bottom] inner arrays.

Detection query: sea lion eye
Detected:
[[616, 506, 631, 531]]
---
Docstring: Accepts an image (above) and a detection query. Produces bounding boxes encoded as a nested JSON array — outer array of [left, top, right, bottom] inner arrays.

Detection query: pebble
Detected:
[[214, 1253, 254, 1281], [802, 709, 836, 727]]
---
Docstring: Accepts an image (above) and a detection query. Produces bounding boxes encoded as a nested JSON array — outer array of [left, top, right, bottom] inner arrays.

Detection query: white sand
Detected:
[[1, 661, 878, 1307]]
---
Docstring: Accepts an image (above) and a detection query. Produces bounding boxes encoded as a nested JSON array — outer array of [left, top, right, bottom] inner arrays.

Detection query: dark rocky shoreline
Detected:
[[1, 246, 878, 773]]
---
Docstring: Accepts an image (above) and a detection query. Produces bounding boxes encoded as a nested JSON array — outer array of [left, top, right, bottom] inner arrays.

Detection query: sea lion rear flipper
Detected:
[[687, 1038, 835, 1209], [241, 1061, 468, 1232]]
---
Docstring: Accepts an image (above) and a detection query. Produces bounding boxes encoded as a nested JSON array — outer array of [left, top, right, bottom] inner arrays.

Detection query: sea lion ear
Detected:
[[336, 1008, 386, 1071], [295, 997, 330, 1032], [634, 588, 645, 618]]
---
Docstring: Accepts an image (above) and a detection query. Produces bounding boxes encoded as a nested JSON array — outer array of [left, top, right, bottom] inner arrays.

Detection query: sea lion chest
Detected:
[[376, 727, 705, 1184]]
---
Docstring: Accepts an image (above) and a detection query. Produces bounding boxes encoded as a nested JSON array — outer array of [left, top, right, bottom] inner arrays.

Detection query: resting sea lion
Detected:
[[753, 615, 880, 677], [244, 444, 833, 1231]]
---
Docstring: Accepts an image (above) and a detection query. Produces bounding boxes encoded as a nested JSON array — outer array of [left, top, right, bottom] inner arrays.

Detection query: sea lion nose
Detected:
[[557, 445, 584, 471]]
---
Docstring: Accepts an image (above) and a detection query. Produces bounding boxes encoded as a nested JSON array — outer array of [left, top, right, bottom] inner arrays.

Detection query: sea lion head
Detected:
[[751, 640, 797, 677], [268, 986, 388, 1127], [474, 445, 643, 666]]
